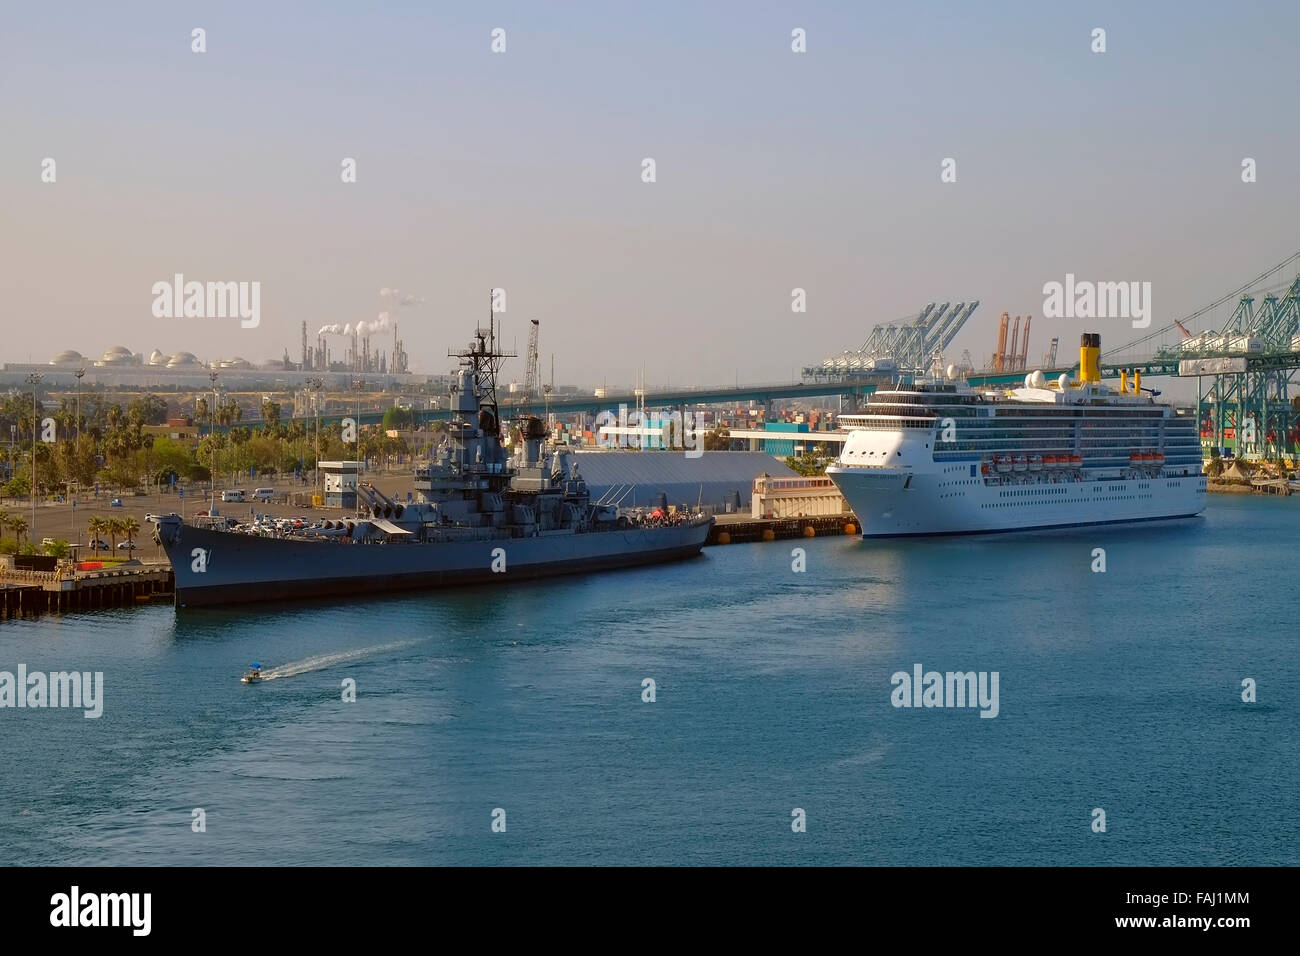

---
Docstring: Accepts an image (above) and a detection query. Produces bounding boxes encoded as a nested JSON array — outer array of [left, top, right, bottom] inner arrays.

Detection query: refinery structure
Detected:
[[0, 289, 421, 388], [0, 339, 416, 389]]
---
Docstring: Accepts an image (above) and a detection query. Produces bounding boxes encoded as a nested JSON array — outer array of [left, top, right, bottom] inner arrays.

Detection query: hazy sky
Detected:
[[4, 1, 1299, 390]]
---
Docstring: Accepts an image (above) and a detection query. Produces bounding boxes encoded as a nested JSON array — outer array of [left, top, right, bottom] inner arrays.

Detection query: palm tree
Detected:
[[0, 509, 9, 538], [260, 399, 281, 429], [106, 517, 124, 552], [122, 515, 140, 549], [87, 515, 106, 550], [9, 515, 28, 547]]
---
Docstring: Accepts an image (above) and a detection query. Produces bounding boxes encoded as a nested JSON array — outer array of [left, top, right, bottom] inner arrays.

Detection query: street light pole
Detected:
[[308, 378, 323, 498], [75, 367, 84, 443], [209, 369, 219, 514], [26, 372, 42, 541]]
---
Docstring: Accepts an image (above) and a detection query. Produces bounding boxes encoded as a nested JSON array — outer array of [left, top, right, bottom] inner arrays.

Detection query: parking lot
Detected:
[[4, 472, 418, 557]]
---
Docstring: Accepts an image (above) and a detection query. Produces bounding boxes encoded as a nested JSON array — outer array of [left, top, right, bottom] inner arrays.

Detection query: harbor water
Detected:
[[0, 494, 1294, 865]]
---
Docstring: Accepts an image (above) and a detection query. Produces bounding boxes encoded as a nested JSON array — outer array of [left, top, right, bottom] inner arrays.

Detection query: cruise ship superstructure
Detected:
[[827, 334, 1207, 537]]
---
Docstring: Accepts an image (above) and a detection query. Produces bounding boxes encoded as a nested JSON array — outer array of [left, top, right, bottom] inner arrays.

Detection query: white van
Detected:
[[253, 487, 275, 502], [221, 489, 245, 503]]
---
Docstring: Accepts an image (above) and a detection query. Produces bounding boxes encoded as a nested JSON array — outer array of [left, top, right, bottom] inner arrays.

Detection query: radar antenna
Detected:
[[447, 292, 517, 433]]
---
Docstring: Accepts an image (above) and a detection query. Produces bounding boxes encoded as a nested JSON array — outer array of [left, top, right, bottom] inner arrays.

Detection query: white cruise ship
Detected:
[[827, 333, 1207, 537]]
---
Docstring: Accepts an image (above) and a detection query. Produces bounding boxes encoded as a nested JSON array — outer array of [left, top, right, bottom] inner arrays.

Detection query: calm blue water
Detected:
[[1, 494, 1295, 865]]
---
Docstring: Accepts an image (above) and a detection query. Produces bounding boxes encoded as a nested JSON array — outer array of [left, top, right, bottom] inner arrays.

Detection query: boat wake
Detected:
[[256, 640, 423, 682]]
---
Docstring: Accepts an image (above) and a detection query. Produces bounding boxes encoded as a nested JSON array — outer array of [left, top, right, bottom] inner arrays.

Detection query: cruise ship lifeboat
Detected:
[[1028, 455, 1043, 472], [1012, 455, 1028, 472], [994, 455, 1012, 474], [1043, 455, 1058, 469]]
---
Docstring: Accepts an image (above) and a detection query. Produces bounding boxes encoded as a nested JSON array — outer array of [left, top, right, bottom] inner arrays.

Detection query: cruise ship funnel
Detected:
[[1080, 332, 1101, 383]]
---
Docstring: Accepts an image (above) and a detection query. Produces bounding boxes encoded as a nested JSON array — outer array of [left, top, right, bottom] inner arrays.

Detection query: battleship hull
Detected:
[[157, 518, 713, 608]]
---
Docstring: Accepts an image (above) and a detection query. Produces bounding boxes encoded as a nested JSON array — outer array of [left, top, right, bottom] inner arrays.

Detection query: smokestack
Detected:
[[1079, 333, 1101, 383]]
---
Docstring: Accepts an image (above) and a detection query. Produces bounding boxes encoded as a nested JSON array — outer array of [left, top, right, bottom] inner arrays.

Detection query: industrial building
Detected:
[[1, 342, 418, 389], [572, 450, 796, 513]]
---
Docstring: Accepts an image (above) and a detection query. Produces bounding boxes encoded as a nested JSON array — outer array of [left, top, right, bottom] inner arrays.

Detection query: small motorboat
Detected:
[[241, 662, 263, 684]]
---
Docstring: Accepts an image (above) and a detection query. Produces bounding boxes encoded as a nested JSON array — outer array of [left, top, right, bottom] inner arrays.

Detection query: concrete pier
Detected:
[[708, 513, 860, 545], [0, 562, 174, 619]]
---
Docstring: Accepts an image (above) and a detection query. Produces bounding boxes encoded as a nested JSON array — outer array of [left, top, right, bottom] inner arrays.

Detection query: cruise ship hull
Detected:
[[160, 519, 713, 608], [829, 466, 1206, 537]]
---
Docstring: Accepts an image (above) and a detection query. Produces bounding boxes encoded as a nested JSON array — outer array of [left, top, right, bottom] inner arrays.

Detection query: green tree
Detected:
[[127, 394, 168, 426], [216, 401, 242, 427], [101, 458, 137, 491], [784, 453, 827, 477], [704, 428, 731, 451], [246, 434, 279, 475], [2, 475, 30, 500], [105, 516, 123, 552], [56, 434, 100, 487], [8, 515, 28, 547], [151, 436, 195, 479], [382, 406, 413, 430], [260, 399, 282, 429]]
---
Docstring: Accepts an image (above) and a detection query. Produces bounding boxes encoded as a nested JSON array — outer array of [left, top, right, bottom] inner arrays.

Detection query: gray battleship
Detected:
[[153, 319, 713, 608]]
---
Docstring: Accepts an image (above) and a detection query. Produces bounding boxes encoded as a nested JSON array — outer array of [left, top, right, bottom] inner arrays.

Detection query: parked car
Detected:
[[116, 541, 137, 550], [109, 498, 123, 507], [221, 490, 245, 503], [88, 539, 109, 551], [41, 537, 57, 548]]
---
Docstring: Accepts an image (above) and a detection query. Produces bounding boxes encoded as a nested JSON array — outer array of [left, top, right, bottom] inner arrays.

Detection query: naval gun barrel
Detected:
[[357, 482, 404, 520]]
